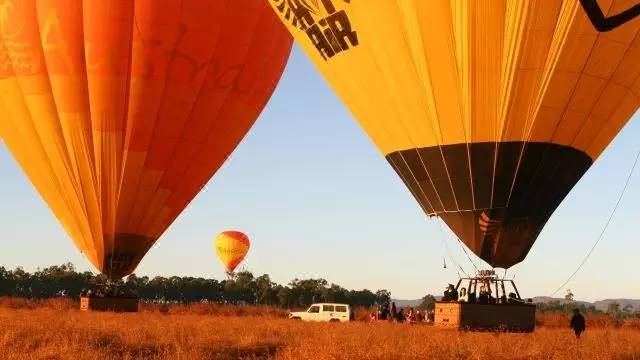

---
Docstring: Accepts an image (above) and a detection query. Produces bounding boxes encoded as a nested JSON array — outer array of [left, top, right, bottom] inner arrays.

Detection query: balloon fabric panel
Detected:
[[268, 0, 639, 268], [0, 0, 292, 279]]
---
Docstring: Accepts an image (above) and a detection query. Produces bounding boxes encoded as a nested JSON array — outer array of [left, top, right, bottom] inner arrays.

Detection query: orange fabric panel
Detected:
[[1, 0, 292, 279]]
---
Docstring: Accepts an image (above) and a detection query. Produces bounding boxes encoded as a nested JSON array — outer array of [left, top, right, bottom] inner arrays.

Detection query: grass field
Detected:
[[0, 299, 639, 359]]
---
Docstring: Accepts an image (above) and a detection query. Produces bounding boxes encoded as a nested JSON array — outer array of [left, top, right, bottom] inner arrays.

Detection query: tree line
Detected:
[[0, 263, 393, 308]]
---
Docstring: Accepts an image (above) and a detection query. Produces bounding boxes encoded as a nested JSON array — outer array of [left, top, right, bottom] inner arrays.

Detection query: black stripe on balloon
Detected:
[[579, 0, 640, 32], [386, 142, 593, 268]]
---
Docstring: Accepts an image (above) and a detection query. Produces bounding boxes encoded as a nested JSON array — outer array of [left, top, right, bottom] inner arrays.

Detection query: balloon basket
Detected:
[[80, 296, 139, 313], [435, 271, 535, 332], [435, 302, 535, 332]]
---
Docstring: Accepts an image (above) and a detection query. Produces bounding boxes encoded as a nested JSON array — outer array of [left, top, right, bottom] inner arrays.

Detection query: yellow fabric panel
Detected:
[[268, 0, 639, 159], [529, 0, 640, 157]]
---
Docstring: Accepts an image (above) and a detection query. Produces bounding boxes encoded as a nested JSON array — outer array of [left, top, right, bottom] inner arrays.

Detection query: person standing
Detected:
[[458, 288, 469, 303], [570, 308, 586, 339], [390, 302, 398, 322]]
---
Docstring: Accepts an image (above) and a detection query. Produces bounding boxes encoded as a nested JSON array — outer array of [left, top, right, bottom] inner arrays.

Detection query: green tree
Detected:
[[564, 289, 574, 302], [607, 302, 621, 314], [288, 278, 328, 307], [375, 289, 391, 305], [418, 294, 436, 310]]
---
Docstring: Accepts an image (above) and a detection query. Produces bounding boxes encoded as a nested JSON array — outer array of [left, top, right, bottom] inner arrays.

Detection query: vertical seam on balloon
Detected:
[[390, 2, 460, 213], [413, 149, 444, 214], [149, 6, 291, 239], [78, 0, 105, 267], [121, 0, 189, 237], [394, 152, 437, 214], [34, 3, 98, 264], [450, 0, 476, 212], [32, 5, 88, 234], [111, 0, 137, 279], [0, 73, 95, 261], [516, 0, 633, 207], [491, 0, 533, 211], [510, 1, 573, 189], [387, 155, 431, 214], [50, 1, 101, 268], [140, 1, 253, 234], [139, 2, 261, 236], [395, 1, 448, 214], [2, 7, 96, 265], [118, 3, 136, 203], [141, 0, 236, 233], [394, 0, 447, 213], [456, 1, 476, 212]]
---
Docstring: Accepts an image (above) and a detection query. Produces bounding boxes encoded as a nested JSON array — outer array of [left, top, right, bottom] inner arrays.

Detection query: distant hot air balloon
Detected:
[[269, 0, 640, 268], [214, 231, 250, 273], [0, 0, 292, 279]]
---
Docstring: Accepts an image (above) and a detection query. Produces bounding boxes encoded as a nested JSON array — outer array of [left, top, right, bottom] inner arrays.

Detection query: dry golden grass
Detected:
[[0, 300, 639, 359]]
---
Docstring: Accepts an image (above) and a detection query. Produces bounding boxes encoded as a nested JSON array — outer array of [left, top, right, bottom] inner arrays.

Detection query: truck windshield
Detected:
[[308, 306, 320, 313]]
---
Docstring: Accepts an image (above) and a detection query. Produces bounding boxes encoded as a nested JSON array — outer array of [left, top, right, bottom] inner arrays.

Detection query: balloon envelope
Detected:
[[269, 0, 640, 268], [214, 231, 250, 273], [0, 0, 292, 279]]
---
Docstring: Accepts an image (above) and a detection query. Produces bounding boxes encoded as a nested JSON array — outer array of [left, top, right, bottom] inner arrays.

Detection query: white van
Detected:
[[288, 303, 353, 322]]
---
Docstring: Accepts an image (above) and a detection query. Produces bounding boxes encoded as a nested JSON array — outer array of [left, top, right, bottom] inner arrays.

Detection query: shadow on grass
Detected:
[[613, 354, 640, 360], [93, 334, 282, 359], [93, 334, 171, 358], [199, 342, 283, 360]]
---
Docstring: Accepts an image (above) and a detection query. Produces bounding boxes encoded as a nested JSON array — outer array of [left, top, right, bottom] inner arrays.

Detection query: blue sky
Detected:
[[1, 46, 638, 301]]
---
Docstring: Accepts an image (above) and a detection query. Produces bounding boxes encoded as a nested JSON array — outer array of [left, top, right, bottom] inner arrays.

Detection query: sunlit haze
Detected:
[[1, 46, 638, 302]]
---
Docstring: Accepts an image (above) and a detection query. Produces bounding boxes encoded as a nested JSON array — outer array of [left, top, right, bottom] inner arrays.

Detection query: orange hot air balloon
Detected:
[[269, 1, 640, 268], [0, 0, 292, 279], [214, 231, 250, 273]]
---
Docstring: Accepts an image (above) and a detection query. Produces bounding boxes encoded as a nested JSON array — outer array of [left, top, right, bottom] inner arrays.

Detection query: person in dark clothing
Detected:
[[508, 292, 524, 305], [443, 284, 458, 302], [468, 291, 476, 303], [478, 285, 489, 304], [378, 303, 389, 320], [570, 308, 586, 338], [390, 302, 398, 321], [427, 309, 435, 323]]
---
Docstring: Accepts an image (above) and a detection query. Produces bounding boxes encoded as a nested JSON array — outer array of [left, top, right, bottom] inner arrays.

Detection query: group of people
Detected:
[[442, 283, 528, 305], [368, 302, 435, 324], [80, 287, 137, 299]]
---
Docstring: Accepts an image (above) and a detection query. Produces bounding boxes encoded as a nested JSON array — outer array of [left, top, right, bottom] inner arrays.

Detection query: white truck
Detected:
[[288, 303, 353, 322]]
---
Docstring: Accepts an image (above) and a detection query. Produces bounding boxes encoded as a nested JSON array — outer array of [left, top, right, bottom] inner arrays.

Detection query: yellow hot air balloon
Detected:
[[0, 0, 292, 279], [269, 0, 640, 268], [214, 231, 250, 273]]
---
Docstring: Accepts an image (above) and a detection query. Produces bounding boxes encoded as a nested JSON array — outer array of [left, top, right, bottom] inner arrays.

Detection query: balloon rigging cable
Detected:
[[436, 219, 468, 278], [549, 147, 640, 297]]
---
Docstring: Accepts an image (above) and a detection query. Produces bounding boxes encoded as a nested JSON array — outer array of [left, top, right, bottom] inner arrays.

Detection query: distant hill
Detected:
[[532, 297, 640, 312], [593, 299, 640, 312], [391, 297, 442, 308], [391, 299, 422, 307], [531, 296, 592, 307]]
